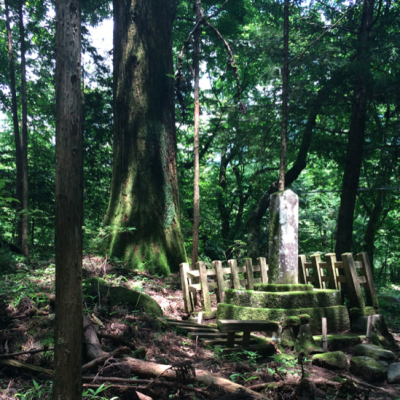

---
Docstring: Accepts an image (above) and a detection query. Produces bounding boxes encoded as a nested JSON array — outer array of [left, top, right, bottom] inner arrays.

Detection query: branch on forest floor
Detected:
[[0, 346, 54, 360], [81, 346, 130, 374], [97, 332, 136, 350], [0, 359, 53, 376]]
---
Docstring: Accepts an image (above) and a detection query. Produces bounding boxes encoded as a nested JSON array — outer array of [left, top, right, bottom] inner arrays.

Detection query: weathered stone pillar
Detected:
[[268, 189, 298, 284]]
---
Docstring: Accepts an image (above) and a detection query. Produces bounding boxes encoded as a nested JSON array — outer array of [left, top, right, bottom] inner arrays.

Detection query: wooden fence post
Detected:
[[180, 262, 192, 314], [342, 253, 365, 309], [257, 257, 269, 284], [244, 258, 255, 290], [198, 261, 211, 312], [229, 259, 241, 289], [310, 254, 323, 289], [213, 260, 225, 304], [366, 315, 372, 344], [298, 255, 308, 284], [325, 253, 339, 290], [357, 252, 379, 310], [322, 318, 328, 352]]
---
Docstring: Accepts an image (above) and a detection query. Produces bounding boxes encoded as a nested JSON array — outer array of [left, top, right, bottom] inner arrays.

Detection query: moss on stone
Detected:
[[282, 316, 301, 328], [224, 288, 342, 309], [216, 303, 350, 334], [83, 277, 162, 317], [312, 334, 364, 350], [350, 356, 388, 383], [349, 307, 376, 320], [312, 351, 348, 370], [254, 283, 314, 292]]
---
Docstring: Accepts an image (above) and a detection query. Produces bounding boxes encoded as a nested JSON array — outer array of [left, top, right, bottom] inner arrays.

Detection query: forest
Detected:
[[0, 0, 400, 399]]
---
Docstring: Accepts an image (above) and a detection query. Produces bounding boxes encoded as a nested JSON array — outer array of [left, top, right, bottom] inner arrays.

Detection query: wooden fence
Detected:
[[180, 258, 269, 314], [298, 252, 379, 310]]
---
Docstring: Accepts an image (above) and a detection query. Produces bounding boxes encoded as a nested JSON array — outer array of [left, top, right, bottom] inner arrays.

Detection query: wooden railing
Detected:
[[180, 258, 269, 314], [298, 252, 379, 310]]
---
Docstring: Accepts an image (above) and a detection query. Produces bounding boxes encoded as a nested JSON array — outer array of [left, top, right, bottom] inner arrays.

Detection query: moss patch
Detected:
[[83, 277, 162, 317], [312, 351, 348, 370], [217, 303, 350, 334], [350, 356, 388, 383], [312, 334, 364, 350], [224, 288, 342, 309], [349, 307, 376, 320], [254, 283, 314, 292]]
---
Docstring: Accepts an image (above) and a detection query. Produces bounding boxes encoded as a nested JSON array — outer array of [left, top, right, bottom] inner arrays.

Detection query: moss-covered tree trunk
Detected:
[[105, 0, 187, 274]]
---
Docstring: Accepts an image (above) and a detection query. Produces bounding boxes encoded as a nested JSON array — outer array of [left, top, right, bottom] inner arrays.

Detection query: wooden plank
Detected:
[[342, 253, 365, 309], [213, 260, 225, 304], [258, 257, 269, 284], [167, 320, 217, 328], [188, 283, 201, 293], [321, 276, 330, 282], [187, 270, 200, 279], [357, 252, 379, 309], [304, 262, 312, 268], [229, 259, 240, 290], [222, 267, 232, 274], [354, 261, 362, 269], [217, 320, 280, 332], [175, 326, 219, 333], [180, 263, 192, 313], [245, 258, 255, 290], [334, 262, 343, 269], [325, 253, 339, 290], [311, 254, 323, 289], [227, 332, 236, 348], [253, 278, 261, 284], [336, 276, 346, 283], [188, 332, 232, 340], [252, 265, 261, 272], [237, 267, 246, 273], [319, 262, 328, 269], [201, 338, 257, 347], [358, 276, 366, 284], [242, 332, 251, 347], [198, 262, 211, 312], [306, 276, 315, 282], [298, 255, 307, 285], [187, 269, 218, 278]]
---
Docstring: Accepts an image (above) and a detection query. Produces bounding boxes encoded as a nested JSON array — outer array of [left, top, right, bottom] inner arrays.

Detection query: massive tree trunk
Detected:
[[52, 0, 83, 398], [18, 0, 30, 261], [5, 0, 23, 250], [105, 0, 187, 274], [335, 0, 375, 258], [191, 0, 202, 268]]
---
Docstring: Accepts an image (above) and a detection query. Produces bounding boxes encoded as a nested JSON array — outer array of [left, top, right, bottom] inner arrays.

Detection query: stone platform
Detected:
[[217, 283, 351, 334]]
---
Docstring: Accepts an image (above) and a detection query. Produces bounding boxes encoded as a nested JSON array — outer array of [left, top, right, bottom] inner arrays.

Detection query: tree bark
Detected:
[[52, 0, 83, 399], [335, 0, 375, 258], [5, 0, 23, 249], [18, 0, 30, 261], [191, 0, 202, 268], [104, 0, 187, 275], [278, 0, 290, 192]]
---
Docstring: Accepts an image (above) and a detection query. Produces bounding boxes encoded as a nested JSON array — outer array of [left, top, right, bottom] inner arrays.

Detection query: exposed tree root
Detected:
[[0, 359, 52, 376]]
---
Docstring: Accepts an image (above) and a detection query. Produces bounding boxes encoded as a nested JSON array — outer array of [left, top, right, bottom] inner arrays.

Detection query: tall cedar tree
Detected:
[[335, 0, 375, 258], [52, 0, 83, 398], [104, 0, 187, 274], [192, 0, 202, 268]]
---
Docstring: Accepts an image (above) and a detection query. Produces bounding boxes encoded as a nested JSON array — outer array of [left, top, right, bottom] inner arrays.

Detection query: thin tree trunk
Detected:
[[5, 0, 23, 247], [335, 0, 375, 259], [278, 0, 290, 191], [52, 0, 83, 398], [18, 0, 29, 261], [192, 0, 202, 268]]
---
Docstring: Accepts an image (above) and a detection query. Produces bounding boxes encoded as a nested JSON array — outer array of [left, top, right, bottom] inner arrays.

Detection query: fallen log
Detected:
[[0, 359, 53, 376], [83, 315, 109, 360], [81, 346, 130, 374], [121, 357, 269, 399]]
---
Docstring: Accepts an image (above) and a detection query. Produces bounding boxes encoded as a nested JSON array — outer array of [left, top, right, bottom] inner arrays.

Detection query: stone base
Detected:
[[224, 288, 342, 309], [254, 283, 314, 292], [216, 303, 350, 334]]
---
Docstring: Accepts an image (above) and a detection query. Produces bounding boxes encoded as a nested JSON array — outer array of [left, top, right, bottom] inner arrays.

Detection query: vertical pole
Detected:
[[229, 259, 240, 289], [213, 260, 225, 304], [245, 258, 255, 290], [311, 254, 323, 289], [322, 318, 328, 353], [298, 255, 307, 285], [180, 262, 192, 314], [258, 257, 269, 284], [357, 252, 379, 310], [342, 253, 365, 309], [366, 315, 372, 344], [198, 261, 211, 312], [325, 253, 339, 290]]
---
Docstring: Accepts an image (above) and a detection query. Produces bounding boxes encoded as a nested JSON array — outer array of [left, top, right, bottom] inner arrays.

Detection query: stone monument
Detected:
[[268, 189, 299, 284]]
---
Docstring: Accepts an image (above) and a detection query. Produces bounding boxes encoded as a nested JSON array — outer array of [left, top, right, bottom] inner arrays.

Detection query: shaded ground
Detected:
[[0, 256, 399, 399]]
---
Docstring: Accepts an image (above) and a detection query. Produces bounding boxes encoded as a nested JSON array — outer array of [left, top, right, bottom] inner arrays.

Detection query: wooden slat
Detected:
[[253, 278, 262, 284], [304, 262, 312, 268], [319, 262, 328, 269], [188, 284, 201, 293], [188, 332, 232, 339], [229, 260, 240, 290], [174, 326, 219, 333], [258, 257, 269, 284], [187, 270, 200, 278], [253, 266, 261, 272], [237, 267, 246, 273], [298, 255, 308, 285], [198, 262, 211, 312], [222, 267, 232, 274], [354, 261, 362, 269], [213, 260, 225, 304], [357, 252, 379, 309], [336, 276, 346, 283], [342, 253, 365, 309], [201, 338, 257, 347], [321, 276, 330, 282], [358, 276, 366, 284], [307, 276, 315, 282], [334, 262, 343, 269], [217, 320, 280, 332]]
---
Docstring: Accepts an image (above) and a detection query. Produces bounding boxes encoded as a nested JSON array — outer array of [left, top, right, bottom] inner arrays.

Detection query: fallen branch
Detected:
[[82, 375, 208, 395], [0, 359, 53, 376], [121, 357, 268, 399], [0, 346, 54, 360], [81, 346, 130, 374], [97, 332, 136, 350], [340, 374, 397, 399]]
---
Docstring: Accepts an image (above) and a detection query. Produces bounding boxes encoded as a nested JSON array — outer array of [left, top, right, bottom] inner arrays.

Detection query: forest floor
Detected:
[[0, 255, 400, 399]]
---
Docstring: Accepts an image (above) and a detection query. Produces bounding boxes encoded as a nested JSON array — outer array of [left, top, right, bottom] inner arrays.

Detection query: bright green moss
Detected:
[[254, 283, 314, 292]]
